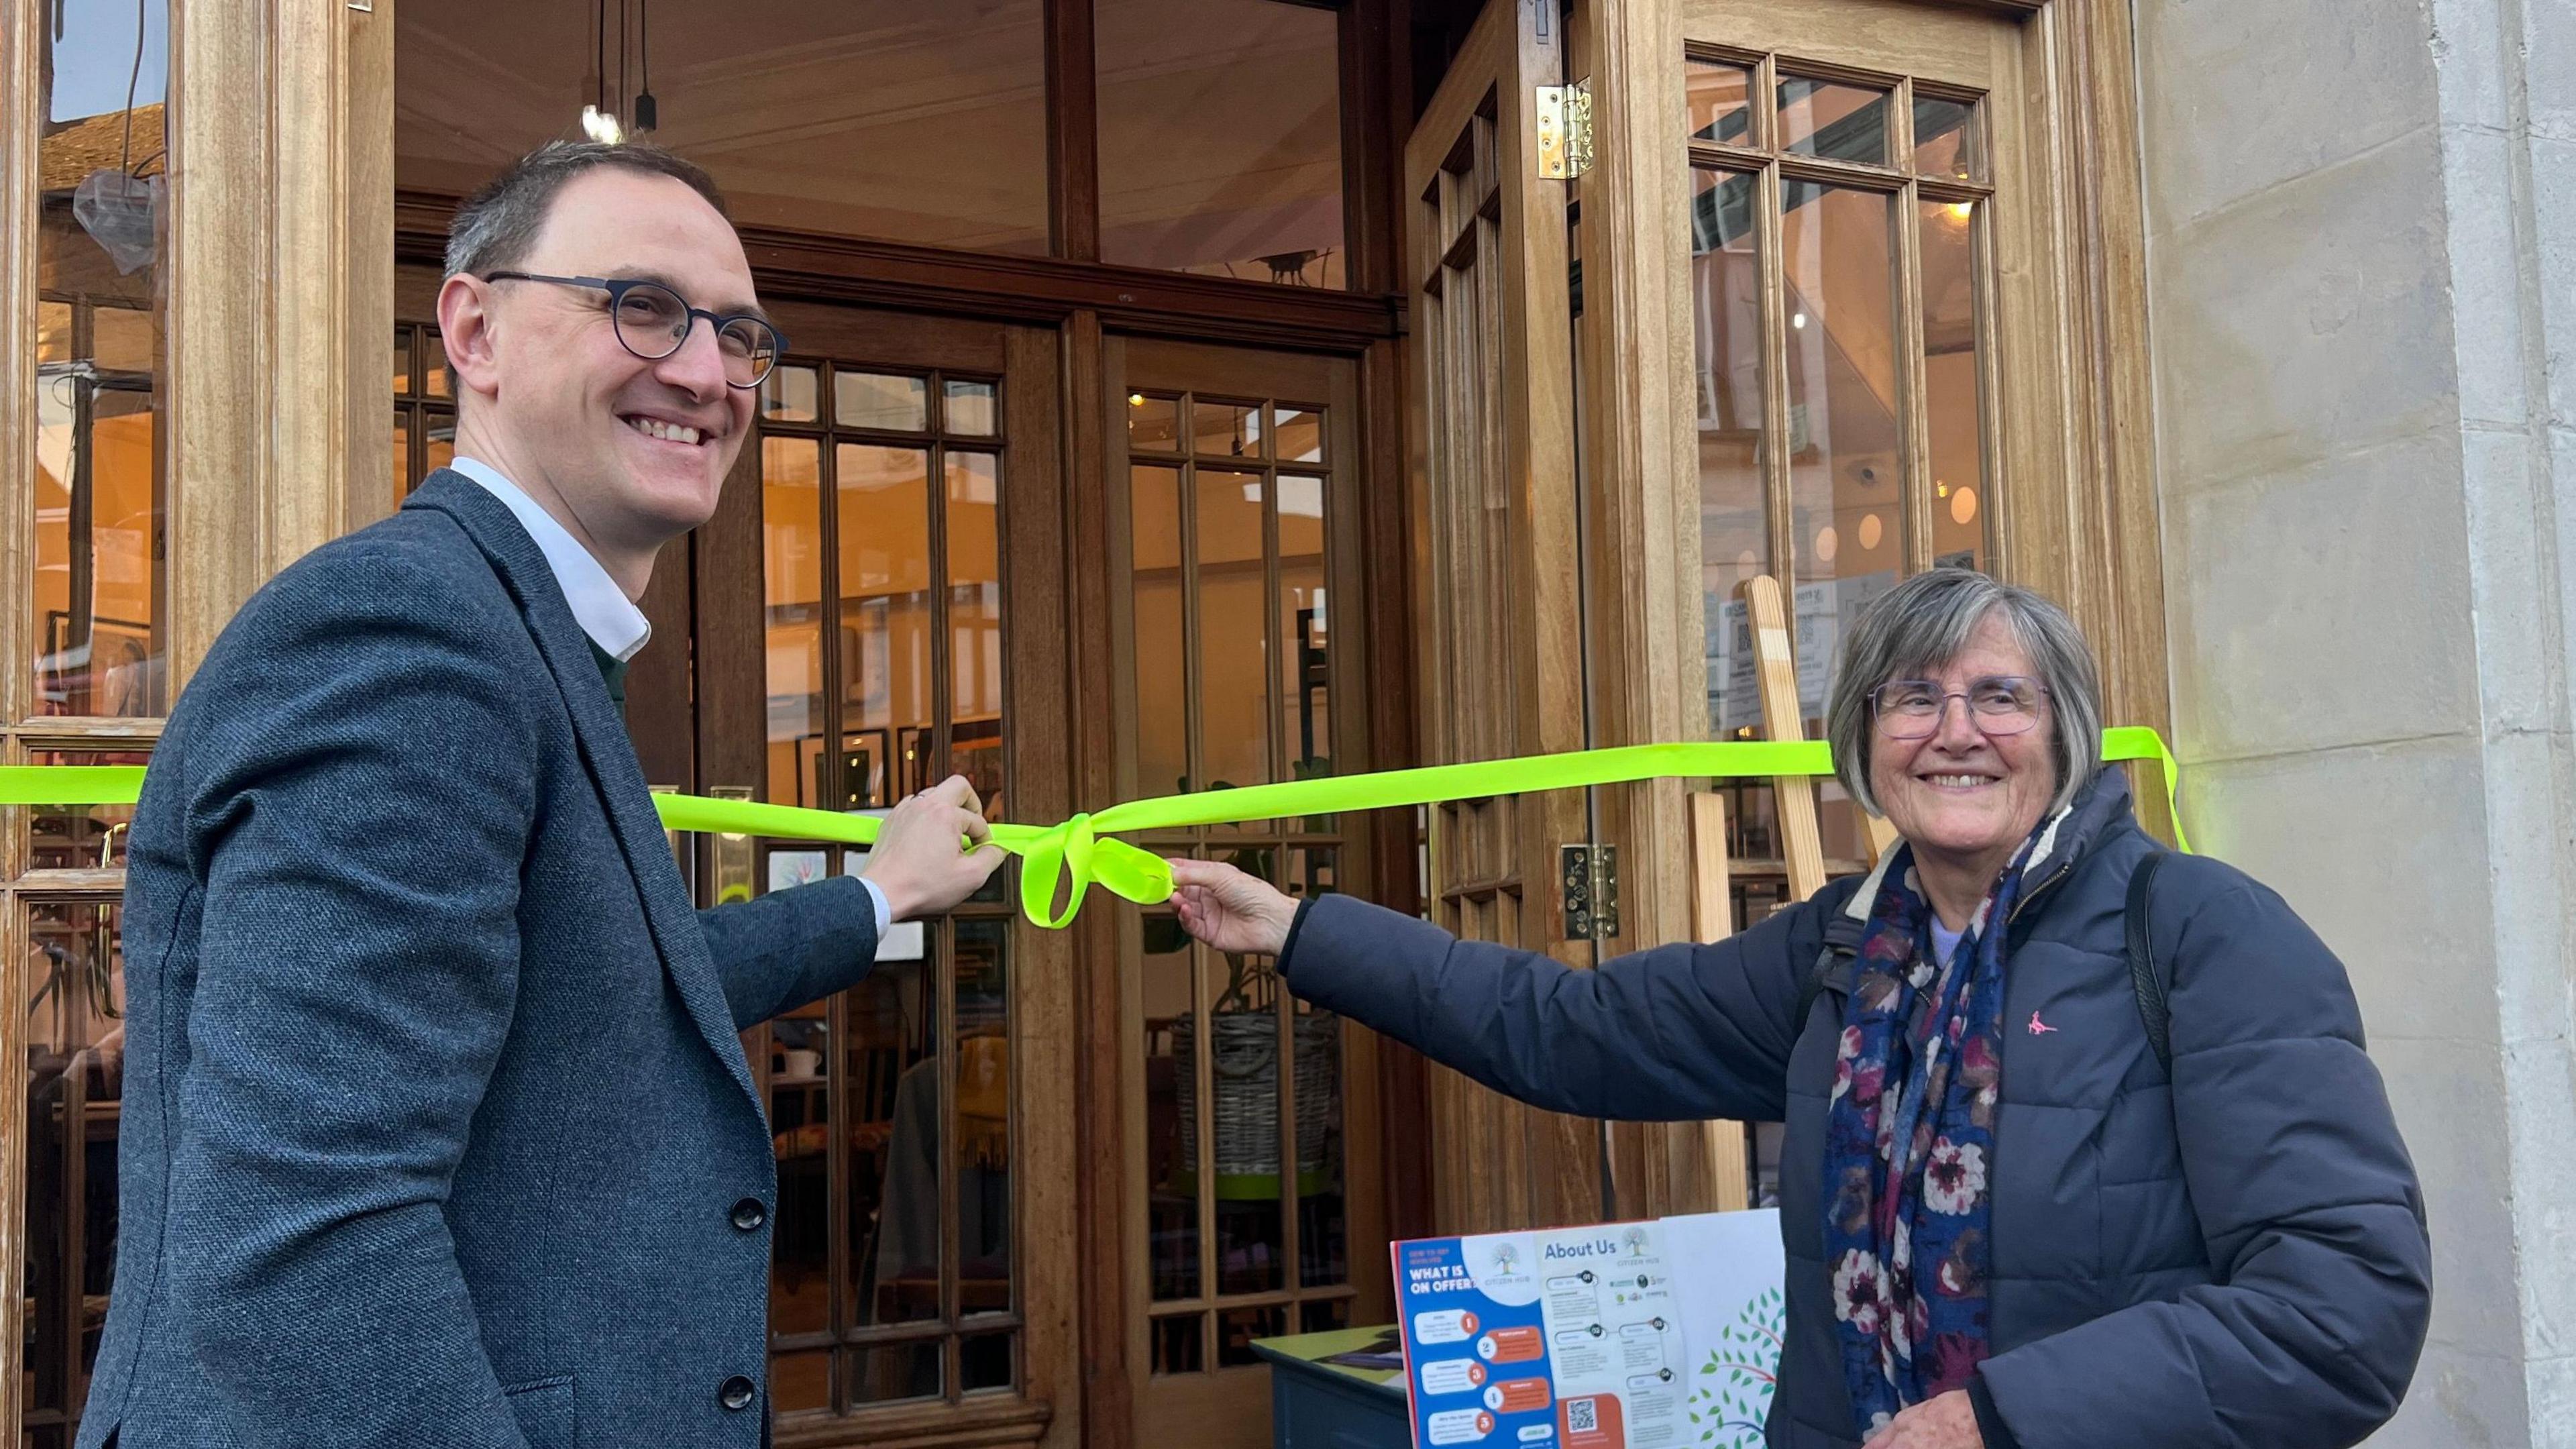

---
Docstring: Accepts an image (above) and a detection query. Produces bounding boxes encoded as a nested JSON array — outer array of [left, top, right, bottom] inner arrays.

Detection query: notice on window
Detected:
[[1394, 1213, 1782, 1449]]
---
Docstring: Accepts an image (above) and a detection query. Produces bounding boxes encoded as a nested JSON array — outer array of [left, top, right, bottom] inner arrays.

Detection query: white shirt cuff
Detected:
[[859, 875, 894, 935]]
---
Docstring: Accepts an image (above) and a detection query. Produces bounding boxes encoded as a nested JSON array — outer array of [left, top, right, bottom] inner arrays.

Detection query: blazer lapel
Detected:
[[404, 472, 759, 1109]]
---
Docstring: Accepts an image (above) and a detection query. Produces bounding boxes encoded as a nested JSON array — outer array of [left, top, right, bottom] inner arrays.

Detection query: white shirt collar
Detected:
[[450, 456, 652, 662]]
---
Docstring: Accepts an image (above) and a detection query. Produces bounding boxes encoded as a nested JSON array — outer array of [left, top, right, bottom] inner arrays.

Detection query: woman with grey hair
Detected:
[[1171, 569, 2428, 1449]]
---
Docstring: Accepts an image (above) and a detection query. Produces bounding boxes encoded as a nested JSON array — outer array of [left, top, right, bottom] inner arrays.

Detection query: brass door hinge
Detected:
[[1536, 79, 1595, 180], [1560, 843, 1619, 940]]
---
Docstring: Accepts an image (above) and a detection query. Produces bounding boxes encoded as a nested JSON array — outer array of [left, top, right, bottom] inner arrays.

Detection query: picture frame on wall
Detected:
[[895, 720, 1004, 820], [815, 728, 892, 812]]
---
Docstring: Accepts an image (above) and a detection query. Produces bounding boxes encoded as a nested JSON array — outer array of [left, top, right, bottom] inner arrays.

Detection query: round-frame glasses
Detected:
[[482, 271, 786, 388], [1869, 676, 2050, 740]]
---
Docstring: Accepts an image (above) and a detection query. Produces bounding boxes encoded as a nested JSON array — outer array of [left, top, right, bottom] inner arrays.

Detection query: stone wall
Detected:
[[2137, 0, 2576, 1444]]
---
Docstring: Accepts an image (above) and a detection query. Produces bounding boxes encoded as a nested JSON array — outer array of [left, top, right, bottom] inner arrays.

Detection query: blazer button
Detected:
[[719, 1375, 758, 1412], [731, 1197, 767, 1232]]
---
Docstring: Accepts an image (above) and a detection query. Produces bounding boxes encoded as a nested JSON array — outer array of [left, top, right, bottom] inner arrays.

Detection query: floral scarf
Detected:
[[1821, 817, 2051, 1435]]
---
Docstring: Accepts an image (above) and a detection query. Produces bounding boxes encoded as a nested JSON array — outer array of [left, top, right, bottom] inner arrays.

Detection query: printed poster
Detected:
[[1393, 1212, 1784, 1449]]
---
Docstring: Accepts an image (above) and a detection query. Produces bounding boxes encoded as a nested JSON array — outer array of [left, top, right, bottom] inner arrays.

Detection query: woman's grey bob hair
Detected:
[[1824, 570, 2104, 818]]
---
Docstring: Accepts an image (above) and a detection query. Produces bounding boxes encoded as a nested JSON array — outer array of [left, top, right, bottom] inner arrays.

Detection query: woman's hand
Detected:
[[1169, 859, 1299, 957], [1860, 1390, 1984, 1449]]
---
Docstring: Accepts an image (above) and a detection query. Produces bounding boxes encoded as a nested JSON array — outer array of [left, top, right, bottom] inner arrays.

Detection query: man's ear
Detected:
[[435, 272, 502, 402]]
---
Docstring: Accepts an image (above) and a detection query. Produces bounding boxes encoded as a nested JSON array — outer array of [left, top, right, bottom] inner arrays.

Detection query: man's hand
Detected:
[[1861, 1390, 1984, 1449], [861, 775, 1007, 922], [1169, 859, 1299, 957]]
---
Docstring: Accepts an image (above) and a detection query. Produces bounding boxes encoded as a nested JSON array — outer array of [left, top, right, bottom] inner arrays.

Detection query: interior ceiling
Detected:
[[396, 0, 1342, 266]]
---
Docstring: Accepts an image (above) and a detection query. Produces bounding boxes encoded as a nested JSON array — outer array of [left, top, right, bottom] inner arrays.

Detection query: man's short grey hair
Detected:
[[443, 140, 729, 281], [1824, 569, 2104, 818]]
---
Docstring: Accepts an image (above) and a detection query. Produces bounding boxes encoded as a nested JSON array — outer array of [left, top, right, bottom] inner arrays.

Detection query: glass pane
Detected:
[[26, 746, 149, 871], [394, 3, 1049, 256], [1273, 406, 1324, 464], [1686, 60, 1754, 146], [38, 0, 170, 725], [1131, 466, 1189, 797], [1778, 76, 1889, 166], [1913, 95, 1982, 182], [1218, 1303, 1288, 1366], [763, 363, 820, 423], [955, 920, 1013, 1316], [768, 1003, 831, 1338], [1193, 400, 1261, 460], [1692, 168, 1770, 737], [948, 453, 1006, 816], [1097, 0, 1346, 287], [1142, 913, 1200, 1299], [852, 956, 942, 1327], [422, 331, 451, 397], [1921, 199, 1990, 572], [1128, 392, 1183, 451], [1196, 470, 1271, 797], [839, 445, 934, 802], [849, 1340, 943, 1406], [962, 1330, 1016, 1392], [392, 329, 411, 394], [837, 371, 929, 433], [22, 900, 127, 1428], [1151, 1313, 1206, 1374], [1301, 1297, 1353, 1333], [1207, 963, 1284, 1293], [425, 419, 455, 476], [1295, 1000, 1346, 1287], [393, 412, 412, 502], [771, 1349, 832, 1413], [763, 438, 826, 808], [1279, 476, 1331, 822], [1782, 182, 1898, 857], [943, 378, 999, 437]]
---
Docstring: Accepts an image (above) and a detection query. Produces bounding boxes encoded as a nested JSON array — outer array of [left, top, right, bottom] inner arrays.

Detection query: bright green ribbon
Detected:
[[0, 728, 2184, 927]]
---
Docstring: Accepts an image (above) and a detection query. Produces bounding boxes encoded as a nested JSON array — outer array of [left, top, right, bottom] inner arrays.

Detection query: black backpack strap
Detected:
[[1795, 914, 1868, 1038], [2127, 851, 2174, 1074]]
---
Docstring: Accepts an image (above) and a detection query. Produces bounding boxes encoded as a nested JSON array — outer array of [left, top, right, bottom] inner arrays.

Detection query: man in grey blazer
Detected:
[[76, 142, 1003, 1448]]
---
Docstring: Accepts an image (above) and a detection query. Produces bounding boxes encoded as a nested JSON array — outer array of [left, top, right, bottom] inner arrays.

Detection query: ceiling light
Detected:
[[582, 104, 623, 145], [1129, 393, 1146, 407], [1791, 311, 1808, 329]]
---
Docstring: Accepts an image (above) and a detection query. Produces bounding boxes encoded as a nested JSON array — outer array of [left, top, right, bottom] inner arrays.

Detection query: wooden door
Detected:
[[1103, 336, 1393, 1444], [1402, 0, 1612, 1238]]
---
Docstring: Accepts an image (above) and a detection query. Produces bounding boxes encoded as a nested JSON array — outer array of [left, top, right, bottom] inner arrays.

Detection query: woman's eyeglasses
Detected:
[[1869, 676, 2049, 739], [481, 272, 786, 388]]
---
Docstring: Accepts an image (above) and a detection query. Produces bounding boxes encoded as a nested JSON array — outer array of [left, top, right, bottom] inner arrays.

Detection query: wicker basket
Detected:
[[1174, 1010, 1340, 1184]]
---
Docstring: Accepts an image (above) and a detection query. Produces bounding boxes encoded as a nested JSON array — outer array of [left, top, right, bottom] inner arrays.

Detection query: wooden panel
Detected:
[[1682, 0, 2003, 84], [1748, 576, 1827, 902], [627, 539, 696, 791], [1, 0, 40, 731], [1042, 0, 1100, 264]]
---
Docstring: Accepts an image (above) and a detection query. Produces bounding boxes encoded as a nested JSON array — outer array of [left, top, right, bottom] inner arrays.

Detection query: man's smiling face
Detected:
[[454, 166, 760, 559]]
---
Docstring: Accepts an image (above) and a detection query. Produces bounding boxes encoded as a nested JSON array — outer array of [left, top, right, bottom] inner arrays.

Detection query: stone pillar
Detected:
[[2137, 0, 2576, 1443]]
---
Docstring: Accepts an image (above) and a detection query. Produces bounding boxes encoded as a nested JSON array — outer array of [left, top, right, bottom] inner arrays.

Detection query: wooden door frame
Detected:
[[1570, 0, 2169, 1055]]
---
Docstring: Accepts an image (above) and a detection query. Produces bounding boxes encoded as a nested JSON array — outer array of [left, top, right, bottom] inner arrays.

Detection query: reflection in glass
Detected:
[[23, 901, 127, 1435], [1152, 1313, 1205, 1374], [771, 1350, 833, 1413], [1778, 77, 1889, 165], [1921, 201, 1989, 572], [27, 747, 148, 871], [839, 445, 934, 802], [1782, 181, 1900, 859], [1272, 407, 1324, 463], [954, 920, 1013, 1317], [1195, 470, 1270, 796], [1279, 476, 1332, 825], [1097, 0, 1346, 286], [944, 378, 999, 437], [1218, 1303, 1288, 1366], [850, 1340, 943, 1406], [1301, 1297, 1354, 1333], [837, 371, 928, 433], [1912, 96, 1980, 181], [948, 453, 1006, 814], [1130, 466, 1189, 797], [1692, 168, 1770, 737], [1295, 999, 1345, 1287], [853, 957, 943, 1327], [392, 329, 411, 394], [1686, 60, 1755, 146], [961, 1330, 1016, 1393], [1142, 914, 1201, 1299], [763, 364, 820, 423], [1128, 393, 1182, 451], [1192, 947, 1283, 1293], [763, 439, 826, 807], [422, 331, 451, 397], [1193, 400, 1261, 459]]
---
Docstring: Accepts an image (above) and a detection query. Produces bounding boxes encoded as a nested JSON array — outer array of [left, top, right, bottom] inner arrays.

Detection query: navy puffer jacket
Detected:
[[1279, 768, 2430, 1449]]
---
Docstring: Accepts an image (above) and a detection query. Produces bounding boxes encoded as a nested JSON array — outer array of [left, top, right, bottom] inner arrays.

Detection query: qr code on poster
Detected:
[[1567, 1398, 1599, 1433]]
